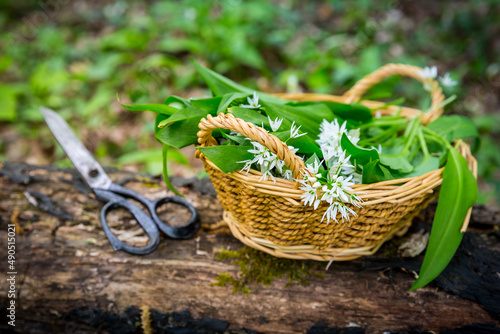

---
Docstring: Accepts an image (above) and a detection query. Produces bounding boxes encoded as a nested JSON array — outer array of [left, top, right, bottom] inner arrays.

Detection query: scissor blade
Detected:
[[40, 107, 112, 190]]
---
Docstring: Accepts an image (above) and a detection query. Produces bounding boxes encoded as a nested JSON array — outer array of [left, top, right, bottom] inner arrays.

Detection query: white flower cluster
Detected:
[[295, 119, 362, 223], [239, 141, 298, 182], [418, 66, 457, 89], [238, 113, 305, 183]]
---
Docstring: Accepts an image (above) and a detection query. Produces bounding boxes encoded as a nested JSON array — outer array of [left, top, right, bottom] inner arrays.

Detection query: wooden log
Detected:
[[0, 162, 498, 333]]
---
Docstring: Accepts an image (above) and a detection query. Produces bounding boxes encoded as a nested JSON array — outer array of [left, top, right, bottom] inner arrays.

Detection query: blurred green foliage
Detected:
[[0, 0, 498, 203]]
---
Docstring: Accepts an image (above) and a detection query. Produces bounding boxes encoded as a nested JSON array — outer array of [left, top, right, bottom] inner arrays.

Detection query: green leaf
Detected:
[[379, 154, 414, 173], [218, 92, 248, 114], [411, 147, 477, 290], [191, 96, 223, 112], [157, 106, 210, 128], [426, 115, 479, 143], [323, 101, 373, 123], [341, 133, 379, 166], [155, 112, 207, 149], [228, 107, 269, 127], [164, 95, 192, 108], [274, 131, 322, 156], [192, 60, 286, 104], [162, 144, 183, 197], [362, 160, 394, 183], [221, 132, 250, 145], [405, 155, 440, 178], [197, 145, 254, 173], [121, 103, 177, 116], [261, 101, 334, 139]]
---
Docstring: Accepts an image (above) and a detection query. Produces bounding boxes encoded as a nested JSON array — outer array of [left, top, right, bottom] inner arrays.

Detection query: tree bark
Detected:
[[0, 162, 498, 334]]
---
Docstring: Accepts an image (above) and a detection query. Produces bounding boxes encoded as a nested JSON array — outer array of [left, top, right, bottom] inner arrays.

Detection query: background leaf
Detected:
[[121, 103, 177, 115]]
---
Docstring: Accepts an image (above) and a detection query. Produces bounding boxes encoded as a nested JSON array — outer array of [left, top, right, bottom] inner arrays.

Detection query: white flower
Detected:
[[305, 159, 322, 176], [299, 182, 321, 210], [290, 121, 306, 139], [349, 193, 363, 208], [327, 150, 353, 175], [375, 111, 382, 119], [333, 174, 355, 193], [268, 116, 283, 132], [320, 184, 337, 205], [348, 129, 360, 145], [282, 169, 294, 180], [351, 172, 363, 185], [439, 72, 457, 87], [322, 202, 340, 223], [418, 66, 437, 79], [259, 161, 276, 183], [316, 119, 356, 158], [240, 92, 261, 109], [239, 140, 298, 183]]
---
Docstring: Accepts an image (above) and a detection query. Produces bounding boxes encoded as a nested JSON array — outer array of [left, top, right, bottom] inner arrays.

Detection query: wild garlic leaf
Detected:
[[287, 101, 372, 123], [341, 133, 379, 165], [362, 160, 394, 183], [155, 112, 208, 149], [323, 101, 373, 123], [218, 92, 248, 114], [192, 60, 286, 104], [405, 155, 440, 178], [411, 147, 477, 290], [274, 131, 322, 156], [191, 96, 223, 112], [426, 115, 479, 143], [157, 106, 211, 128], [379, 154, 414, 173], [228, 107, 270, 127], [196, 145, 254, 173], [164, 95, 192, 108], [221, 132, 249, 145], [261, 101, 334, 139]]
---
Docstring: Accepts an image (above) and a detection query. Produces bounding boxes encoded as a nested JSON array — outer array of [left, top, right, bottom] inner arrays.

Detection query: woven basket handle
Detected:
[[197, 113, 307, 180], [343, 64, 445, 125]]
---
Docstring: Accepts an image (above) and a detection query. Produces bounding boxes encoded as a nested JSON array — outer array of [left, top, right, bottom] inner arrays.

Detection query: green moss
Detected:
[[212, 246, 325, 294]]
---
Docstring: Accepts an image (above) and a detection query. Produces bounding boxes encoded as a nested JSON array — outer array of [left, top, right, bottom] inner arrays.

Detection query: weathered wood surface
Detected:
[[0, 162, 499, 333]]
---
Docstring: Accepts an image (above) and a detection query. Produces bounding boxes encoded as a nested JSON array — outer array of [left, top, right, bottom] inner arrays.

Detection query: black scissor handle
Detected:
[[105, 183, 200, 239], [151, 196, 201, 239], [94, 188, 160, 255]]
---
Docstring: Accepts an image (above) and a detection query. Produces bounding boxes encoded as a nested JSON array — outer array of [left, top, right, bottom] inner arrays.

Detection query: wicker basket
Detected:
[[195, 64, 477, 261]]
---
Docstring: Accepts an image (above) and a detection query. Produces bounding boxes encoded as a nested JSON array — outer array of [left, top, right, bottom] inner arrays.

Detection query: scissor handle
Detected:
[[94, 188, 160, 255], [102, 183, 200, 239], [150, 196, 201, 239]]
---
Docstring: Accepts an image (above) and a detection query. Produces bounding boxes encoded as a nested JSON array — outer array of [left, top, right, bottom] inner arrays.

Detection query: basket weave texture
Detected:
[[195, 64, 477, 261]]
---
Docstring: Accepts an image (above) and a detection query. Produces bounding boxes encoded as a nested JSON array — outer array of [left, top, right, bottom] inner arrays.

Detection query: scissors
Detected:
[[40, 107, 200, 255]]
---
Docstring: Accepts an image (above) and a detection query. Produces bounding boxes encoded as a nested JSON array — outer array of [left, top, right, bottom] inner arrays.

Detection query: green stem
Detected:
[[418, 128, 429, 157], [359, 118, 407, 129]]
